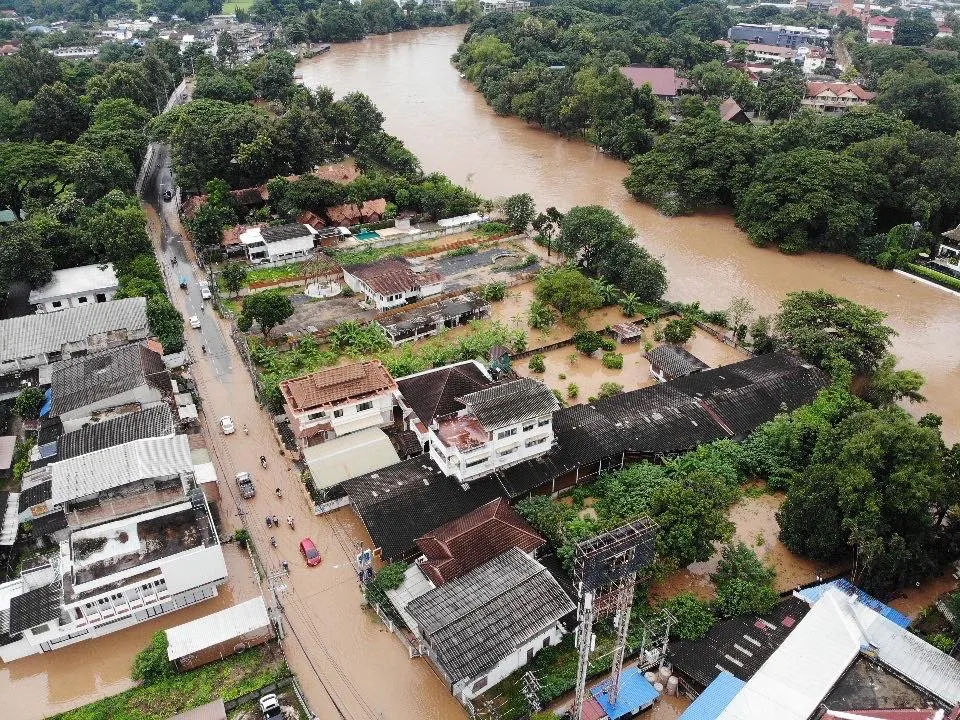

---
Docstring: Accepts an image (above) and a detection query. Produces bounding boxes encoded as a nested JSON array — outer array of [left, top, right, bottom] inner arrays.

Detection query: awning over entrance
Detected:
[[303, 427, 401, 490]]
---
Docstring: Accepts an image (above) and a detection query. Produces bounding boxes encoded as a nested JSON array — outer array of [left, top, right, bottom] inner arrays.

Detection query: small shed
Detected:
[[644, 344, 709, 382], [590, 668, 660, 719], [610, 322, 646, 344], [168, 699, 227, 720], [165, 597, 273, 670]]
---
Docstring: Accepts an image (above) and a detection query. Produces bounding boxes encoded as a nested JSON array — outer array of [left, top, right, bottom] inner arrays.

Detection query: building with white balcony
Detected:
[[280, 361, 398, 447], [239, 223, 316, 265], [398, 364, 558, 484], [0, 489, 226, 662], [803, 82, 877, 113]]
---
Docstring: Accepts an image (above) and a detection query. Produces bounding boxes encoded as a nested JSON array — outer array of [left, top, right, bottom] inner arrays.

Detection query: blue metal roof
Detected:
[[796, 578, 911, 628], [679, 671, 745, 720], [39, 388, 52, 418], [591, 668, 659, 719]]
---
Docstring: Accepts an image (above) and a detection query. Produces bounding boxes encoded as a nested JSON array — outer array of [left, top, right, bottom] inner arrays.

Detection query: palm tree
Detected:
[[594, 279, 619, 306], [619, 292, 642, 318]]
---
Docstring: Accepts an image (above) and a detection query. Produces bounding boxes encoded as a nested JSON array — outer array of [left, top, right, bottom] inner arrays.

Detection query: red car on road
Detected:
[[299, 538, 321, 566]]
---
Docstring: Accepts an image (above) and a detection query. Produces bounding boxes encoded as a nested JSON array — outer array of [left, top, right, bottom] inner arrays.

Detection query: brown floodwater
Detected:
[[300, 27, 960, 443], [0, 543, 261, 720]]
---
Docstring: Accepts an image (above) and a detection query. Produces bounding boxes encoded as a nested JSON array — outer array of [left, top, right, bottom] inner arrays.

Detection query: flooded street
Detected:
[[300, 27, 960, 443], [0, 544, 259, 720]]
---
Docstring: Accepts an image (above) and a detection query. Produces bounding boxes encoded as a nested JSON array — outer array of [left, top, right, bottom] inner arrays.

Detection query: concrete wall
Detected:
[[36, 288, 118, 313]]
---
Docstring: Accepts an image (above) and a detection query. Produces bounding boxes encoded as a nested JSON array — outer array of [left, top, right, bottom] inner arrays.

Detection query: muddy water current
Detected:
[[301, 26, 960, 443]]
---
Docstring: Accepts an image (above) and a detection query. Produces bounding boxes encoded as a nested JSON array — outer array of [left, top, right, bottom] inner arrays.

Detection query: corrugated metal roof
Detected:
[[680, 672, 745, 720], [458, 377, 559, 430], [57, 406, 175, 460], [406, 547, 574, 681], [50, 344, 167, 416], [0, 297, 148, 362], [591, 667, 659, 719], [50, 435, 192, 506], [796, 579, 911, 628], [166, 597, 271, 661]]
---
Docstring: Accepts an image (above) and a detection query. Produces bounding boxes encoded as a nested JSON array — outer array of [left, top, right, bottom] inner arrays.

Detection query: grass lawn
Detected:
[[221, 0, 253, 13], [329, 240, 435, 267], [49, 646, 288, 720]]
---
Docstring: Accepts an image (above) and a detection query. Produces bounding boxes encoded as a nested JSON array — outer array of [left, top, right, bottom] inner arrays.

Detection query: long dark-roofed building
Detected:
[[645, 343, 709, 382]]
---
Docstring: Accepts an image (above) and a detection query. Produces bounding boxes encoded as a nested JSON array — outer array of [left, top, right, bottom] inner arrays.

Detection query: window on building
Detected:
[[333, 409, 344, 418], [497, 427, 517, 439], [525, 437, 547, 448], [523, 423, 534, 432], [357, 401, 373, 412], [74, 608, 83, 620], [473, 676, 488, 692], [538, 418, 550, 427], [95, 293, 107, 302], [527, 646, 535, 662], [51, 300, 62, 308], [465, 456, 489, 468], [306, 410, 327, 421], [542, 635, 551, 649], [77, 296, 88, 303], [499, 447, 516, 457]]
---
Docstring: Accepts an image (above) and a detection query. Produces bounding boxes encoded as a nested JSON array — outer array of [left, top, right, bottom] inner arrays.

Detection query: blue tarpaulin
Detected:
[[39, 388, 52, 418], [679, 671, 745, 720], [796, 578, 911, 628], [591, 667, 659, 720]]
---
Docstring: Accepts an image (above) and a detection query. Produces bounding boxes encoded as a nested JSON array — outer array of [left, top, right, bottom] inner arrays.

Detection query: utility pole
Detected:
[[267, 562, 290, 640]]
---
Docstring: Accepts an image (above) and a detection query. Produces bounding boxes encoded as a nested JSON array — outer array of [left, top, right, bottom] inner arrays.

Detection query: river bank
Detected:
[[299, 26, 960, 443]]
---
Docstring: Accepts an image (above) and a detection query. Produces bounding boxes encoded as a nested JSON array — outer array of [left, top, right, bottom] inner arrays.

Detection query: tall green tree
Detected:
[[893, 10, 938, 46], [502, 193, 536, 233], [242, 290, 295, 337], [759, 61, 805, 121], [711, 542, 779, 616]]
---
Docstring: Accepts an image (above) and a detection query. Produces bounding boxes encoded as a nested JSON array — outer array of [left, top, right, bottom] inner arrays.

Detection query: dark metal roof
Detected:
[[496, 353, 826, 497], [18, 480, 52, 512], [396, 362, 494, 424], [58, 405, 175, 460], [9, 581, 62, 634], [260, 223, 313, 243], [669, 596, 810, 690], [344, 457, 506, 562], [406, 547, 575, 681], [458, 377, 560, 430], [50, 344, 169, 417], [644, 344, 709, 378], [28, 510, 67, 536]]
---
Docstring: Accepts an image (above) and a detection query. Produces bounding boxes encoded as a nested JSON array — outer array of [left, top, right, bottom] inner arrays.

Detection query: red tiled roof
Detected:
[[230, 186, 268, 206], [870, 15, 899, 26], [361, 198, 387, 218], [298, 211, 327, 230], [619, 66, 685, 97], [719, 98, 746, 122], [806, 82, 877, 101], [326, 203, 362, 226], [581, 696, 607, 720], [280, 360, 396, 412], [415, 498, 545, 586]]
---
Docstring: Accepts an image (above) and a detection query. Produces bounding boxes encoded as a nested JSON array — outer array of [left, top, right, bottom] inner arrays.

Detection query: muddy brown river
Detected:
[[300, 26, 960, 443]]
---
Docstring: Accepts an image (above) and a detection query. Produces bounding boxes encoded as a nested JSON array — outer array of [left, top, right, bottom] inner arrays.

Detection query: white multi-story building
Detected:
[[280, 361, 398, 446], [239, 223, 316, 265], [403, 372, 559, 484], [0, 489, 226, 662]]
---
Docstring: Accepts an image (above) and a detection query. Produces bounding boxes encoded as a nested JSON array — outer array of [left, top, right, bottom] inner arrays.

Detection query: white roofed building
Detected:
[[29, 264, 119, 313], [239, 224, 315, 265]]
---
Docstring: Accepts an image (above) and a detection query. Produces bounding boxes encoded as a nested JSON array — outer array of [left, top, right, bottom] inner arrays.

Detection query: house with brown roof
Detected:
[[719, 98, 751, 124], [415, 498, 544, 586], [343, 258, 444, 311], [803, 82, 876, 113], [619, 66, 691, 100], [325, 198, 389, 227], [280, 360, 398, 445]]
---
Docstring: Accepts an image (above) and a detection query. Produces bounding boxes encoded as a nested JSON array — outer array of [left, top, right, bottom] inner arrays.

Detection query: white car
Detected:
[[258, 694, 282, 720], [220, 416, 236, 435], [189, 315, 201, 329], [200, 286, 212, 300]]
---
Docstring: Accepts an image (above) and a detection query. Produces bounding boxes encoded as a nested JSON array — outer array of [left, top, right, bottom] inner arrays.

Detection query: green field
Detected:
[[221, 0, 254, 14]]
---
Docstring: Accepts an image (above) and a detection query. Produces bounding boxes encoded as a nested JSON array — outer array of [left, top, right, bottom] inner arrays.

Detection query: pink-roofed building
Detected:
[[868, 29, 894, 45], [803, 82, 877, 113], [869, 15, 899, 33], [939, 23, 954, 37], [619, 66, 691, 99]]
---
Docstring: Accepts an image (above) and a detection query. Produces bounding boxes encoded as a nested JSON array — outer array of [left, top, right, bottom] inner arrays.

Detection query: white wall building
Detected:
[[342, 258, 444, 311], [29, 264, 119, 314], [408, 376, 559, 484], [280, 361, 398, 446], [239, 224, 316, 265], [0, 490, 226, 662]]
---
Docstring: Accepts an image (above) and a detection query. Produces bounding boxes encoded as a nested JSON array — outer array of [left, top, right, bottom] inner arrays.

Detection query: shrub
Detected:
[[599, 337, 616, 352], [529, 300, 559, 330], [552, 388, 566, 407], [928, 633, 956, 653], [13, 387, 44, 419], [131, 632, 175, 684], [602, 352, 623, 369], [528, 354, 546, 373], [446, 245, 478, 257], [598, 382, 624, 399], [481, 281, 507, 302], [663, 317, 695, 344], [573, 330, 604, 355], [233, 529, 250, 547], [476, 221, 512, 237], [567, 383, 579, 399], [711, 542, 778, 617], [664, 592, 716, 641]]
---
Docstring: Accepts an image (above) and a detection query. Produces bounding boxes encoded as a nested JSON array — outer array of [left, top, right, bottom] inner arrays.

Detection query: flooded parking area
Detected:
[[0, 543, 261, 720]]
